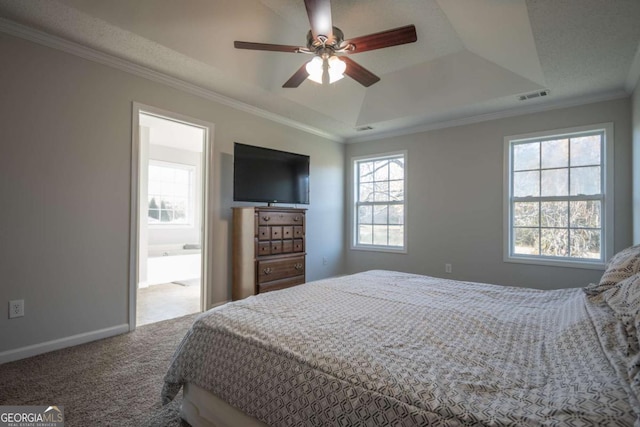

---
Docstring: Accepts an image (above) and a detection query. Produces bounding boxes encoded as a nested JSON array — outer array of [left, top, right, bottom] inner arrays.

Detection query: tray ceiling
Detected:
[[0, 0, 639, 142]]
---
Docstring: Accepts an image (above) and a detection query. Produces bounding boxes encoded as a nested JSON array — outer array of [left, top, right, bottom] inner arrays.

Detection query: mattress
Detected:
[[162, 270, 639, 426]]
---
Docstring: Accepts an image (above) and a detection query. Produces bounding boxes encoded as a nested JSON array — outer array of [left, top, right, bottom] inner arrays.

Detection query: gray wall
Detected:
[[0, 33, 344, 353], [345, 98, 633, 290], [633, 76, 640, 245]]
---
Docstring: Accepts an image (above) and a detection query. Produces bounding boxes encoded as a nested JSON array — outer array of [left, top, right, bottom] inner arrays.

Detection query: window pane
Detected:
[[148, 209, 160, 221], [161, 209, 172, 222], [148, 181, 161, 195], [374, 161, 389, 181], [389, 159, 404, 180], [541, 201, 568, 227], [389, 180, 404, 201], [513, 171, 539, 197], [570, 229, 601, 259], [374, 182, 389, 202], [359, 183, 374, 202], [389, 205, 404, 225], [541, 139, 568, 169], [160, 167, 174, 181], [513, 202, 539, 226], [148, 165, 162, 181], [358, 205, 373, 225], [373, 205, 388, 224], [513, 142, 539, 171], [175, 170, 189, 184], [373, 225, 388, 245], [514, 228, 539, 255], [359, 162, 374, 182], [541, 229, 568, 257], [358, 225, 373, 245], [541, 169, 568, 196], [570, 200, 601, 228], [388, 225, 404, 247], [570, 166, 600, 196], [571, 135, 601, 166]]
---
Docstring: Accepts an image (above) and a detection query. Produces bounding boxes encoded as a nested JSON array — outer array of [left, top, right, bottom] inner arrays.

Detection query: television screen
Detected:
[[233, 143, 310, 205]]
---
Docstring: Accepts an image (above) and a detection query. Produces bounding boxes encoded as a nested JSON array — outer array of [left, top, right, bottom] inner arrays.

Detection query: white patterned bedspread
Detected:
[[162, 270, 639, 426]]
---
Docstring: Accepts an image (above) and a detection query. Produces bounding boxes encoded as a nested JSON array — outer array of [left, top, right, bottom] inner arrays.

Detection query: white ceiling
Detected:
[[1, 0, 639, 143]]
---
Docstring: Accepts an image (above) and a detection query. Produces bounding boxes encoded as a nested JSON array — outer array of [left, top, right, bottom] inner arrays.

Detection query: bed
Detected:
[[162, 251, 640, 426]]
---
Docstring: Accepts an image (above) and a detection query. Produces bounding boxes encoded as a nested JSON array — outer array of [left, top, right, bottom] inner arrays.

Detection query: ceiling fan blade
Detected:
[[234, 41, 302, 53], [283, 63, 310, 88], [341, 57, 380, 87], [304, 0, 333, 41], [344, 25, 417, 54]]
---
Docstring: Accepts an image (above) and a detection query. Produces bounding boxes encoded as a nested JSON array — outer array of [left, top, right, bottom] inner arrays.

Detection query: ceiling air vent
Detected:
[[356, 126, 373, 132], [518, 90, 549, 101]]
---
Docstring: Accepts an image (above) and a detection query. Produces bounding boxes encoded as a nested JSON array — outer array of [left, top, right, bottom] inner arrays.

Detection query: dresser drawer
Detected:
[[257, 256, 305, 283], [257, 241, 271, 256], [270, 241, 282, 254], [271, 226, 282, 239], [258, 211, 304, 226], [258, 226, 270, 241], [258, 275, 305, 293]]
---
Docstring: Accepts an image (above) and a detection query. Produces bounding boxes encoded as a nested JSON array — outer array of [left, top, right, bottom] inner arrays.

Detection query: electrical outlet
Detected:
[[9, 299, 24, 319], [322, 257, 328, 265], [445, 264, 452, 274]]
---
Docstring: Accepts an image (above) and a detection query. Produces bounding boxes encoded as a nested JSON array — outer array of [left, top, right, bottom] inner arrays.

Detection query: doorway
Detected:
[[130, 104, 212, 329]]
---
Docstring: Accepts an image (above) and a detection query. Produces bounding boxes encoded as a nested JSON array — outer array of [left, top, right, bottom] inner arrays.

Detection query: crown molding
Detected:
[[346, 90, 629, 144], [0, 17, 344, 143]]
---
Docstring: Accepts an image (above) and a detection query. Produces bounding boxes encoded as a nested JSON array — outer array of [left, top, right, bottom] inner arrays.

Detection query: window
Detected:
[[504, 123, 613, 268], [353, 152, 406, 252], [147, 161, 195, 226]]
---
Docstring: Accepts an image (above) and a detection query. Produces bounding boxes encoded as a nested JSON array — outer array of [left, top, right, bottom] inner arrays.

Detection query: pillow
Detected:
[[585, 245, 640, 296], [601, 273, 640, 318]]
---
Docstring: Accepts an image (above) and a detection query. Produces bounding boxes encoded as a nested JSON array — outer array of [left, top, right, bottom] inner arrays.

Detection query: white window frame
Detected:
[[503, 123, 613, 269], [147, 159, 196, 228], [351, 151, 408, 253]]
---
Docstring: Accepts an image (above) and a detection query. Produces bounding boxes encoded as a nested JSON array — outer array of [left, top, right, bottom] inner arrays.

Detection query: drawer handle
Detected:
[[294, 263, 303, 271], [263, 267, 272, 275], [262, 216, 271, 222], [293, 216, 300, 222]]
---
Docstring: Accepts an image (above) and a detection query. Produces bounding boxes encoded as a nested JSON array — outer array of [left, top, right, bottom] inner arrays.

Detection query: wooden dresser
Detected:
[[232, 207, 306, 300]]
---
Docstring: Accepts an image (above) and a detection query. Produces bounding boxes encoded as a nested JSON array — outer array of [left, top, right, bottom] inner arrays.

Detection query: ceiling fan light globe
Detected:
[[328, 72, 344, 84], [306, 57, 324, 84], [329, 56, 346, 74], [328, 56, 346, 84]]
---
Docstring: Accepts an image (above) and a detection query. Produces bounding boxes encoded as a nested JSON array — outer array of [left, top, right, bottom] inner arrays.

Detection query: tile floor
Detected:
[[136, 281, 201, 326]]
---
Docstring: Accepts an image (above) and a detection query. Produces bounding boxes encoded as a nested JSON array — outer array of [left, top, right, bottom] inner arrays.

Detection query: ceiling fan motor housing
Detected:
[[307, 26, 346, 51]]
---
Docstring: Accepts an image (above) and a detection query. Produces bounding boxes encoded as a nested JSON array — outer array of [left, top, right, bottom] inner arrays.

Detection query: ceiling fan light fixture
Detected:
[[305, 56, 324, 84], [328, 56, 346, 83]]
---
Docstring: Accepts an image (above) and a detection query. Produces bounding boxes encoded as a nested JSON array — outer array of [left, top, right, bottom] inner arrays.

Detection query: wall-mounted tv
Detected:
[[233, 143, 310, 205]]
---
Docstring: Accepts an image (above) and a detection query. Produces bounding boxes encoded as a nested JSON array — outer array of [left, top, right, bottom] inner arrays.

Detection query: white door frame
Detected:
[[129, 102, 214, 331]]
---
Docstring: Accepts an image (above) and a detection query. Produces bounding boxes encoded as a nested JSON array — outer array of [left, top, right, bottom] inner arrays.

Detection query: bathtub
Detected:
[[145, 244, 201, 286]]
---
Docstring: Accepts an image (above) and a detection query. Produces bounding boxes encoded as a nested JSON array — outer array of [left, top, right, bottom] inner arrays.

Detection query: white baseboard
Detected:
[[0, 323, 130, 364]]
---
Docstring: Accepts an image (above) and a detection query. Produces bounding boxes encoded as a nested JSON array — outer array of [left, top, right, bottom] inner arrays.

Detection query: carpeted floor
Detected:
[[0, 313, 199, 426]]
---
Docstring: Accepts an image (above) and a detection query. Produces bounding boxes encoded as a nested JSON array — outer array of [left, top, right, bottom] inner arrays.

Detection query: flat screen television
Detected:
[[233, 143, 310, 205]]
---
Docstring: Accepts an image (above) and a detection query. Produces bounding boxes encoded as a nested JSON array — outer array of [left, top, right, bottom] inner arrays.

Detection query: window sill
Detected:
[[148, 224, 195, 230], [504, 255, 605, 270], [351, 245, 407, 254]]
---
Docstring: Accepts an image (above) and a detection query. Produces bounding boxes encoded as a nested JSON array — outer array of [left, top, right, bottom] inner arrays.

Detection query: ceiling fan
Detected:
[[234, 0, 417, 88]]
